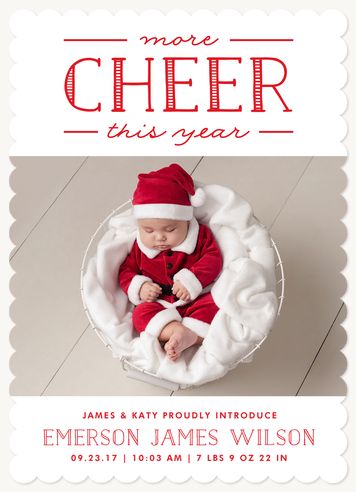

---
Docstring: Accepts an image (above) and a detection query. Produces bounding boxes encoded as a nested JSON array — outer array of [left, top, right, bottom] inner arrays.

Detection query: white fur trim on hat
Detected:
[[182, 316, 210, 338], [133, 203, 193, 220], [145, 307, 182, 338], [127, 275, 152, 305], [190, 187, 206, 208], [173, 268, 203, 300]]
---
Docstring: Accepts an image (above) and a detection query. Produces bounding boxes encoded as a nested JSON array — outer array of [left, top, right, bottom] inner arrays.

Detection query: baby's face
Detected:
[[138, 218, 189, 251]]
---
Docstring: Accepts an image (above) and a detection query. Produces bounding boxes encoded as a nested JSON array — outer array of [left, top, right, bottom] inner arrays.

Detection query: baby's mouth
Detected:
[[156, 245, 170, 250]]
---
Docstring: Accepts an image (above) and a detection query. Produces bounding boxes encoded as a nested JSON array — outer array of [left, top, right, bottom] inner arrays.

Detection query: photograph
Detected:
[[9, 155, 346, 397]]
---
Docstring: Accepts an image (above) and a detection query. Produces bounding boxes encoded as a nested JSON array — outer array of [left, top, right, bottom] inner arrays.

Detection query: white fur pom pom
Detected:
[[190, 187, 206, 207]]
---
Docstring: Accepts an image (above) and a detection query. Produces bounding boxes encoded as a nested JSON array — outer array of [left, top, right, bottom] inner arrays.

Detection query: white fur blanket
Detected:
[[82, 184, 278, 388]]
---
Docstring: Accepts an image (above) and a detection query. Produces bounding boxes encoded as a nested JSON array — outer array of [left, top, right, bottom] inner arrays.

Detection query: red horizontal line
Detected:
[[230, 38, 294, 42], [259, 130, 294, 134], [64, 130, 99, 134], [64, 38, 127, 42]]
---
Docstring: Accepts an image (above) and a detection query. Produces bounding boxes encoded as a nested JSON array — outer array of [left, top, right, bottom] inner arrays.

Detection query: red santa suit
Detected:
[[119, 162, 223, 338], [119, 217, 223, 338]]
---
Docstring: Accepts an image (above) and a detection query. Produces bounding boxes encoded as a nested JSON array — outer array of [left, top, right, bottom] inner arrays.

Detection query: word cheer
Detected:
[[64, 57, 292, 113]]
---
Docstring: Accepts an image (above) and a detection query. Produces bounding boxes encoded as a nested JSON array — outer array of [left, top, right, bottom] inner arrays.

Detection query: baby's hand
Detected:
[[172, 280, 191, 302], [139, 282, 162, 302]]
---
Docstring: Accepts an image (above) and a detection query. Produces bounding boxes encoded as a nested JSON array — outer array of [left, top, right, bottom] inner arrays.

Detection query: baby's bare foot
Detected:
[[165, 335, 181, 361], [164, 327, 198, 361]]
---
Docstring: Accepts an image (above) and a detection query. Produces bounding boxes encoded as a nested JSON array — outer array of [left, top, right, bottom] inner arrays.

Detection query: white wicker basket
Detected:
[[80, 201, 285, 391]]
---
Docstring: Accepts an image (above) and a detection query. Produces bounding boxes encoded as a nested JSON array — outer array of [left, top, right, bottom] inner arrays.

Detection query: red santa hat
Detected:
[[132, 163, 206, 220]]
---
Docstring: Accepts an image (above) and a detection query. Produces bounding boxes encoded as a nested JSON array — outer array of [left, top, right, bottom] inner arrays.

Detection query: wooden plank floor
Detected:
[[9, 156, 346, 396]]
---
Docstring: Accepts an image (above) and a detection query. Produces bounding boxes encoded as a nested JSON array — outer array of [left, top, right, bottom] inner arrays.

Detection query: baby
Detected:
[[119, 164, 223, 361]]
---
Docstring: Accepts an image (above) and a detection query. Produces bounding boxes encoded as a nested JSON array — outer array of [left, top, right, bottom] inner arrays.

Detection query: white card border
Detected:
[[1, 0, 355, 490]]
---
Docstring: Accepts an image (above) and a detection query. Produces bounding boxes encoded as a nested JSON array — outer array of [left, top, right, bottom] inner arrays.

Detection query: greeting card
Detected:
[[4, 4, 352, 490]]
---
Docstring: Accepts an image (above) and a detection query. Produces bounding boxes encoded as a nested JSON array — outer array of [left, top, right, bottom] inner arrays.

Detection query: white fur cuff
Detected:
[[182, 316, 210, 338], [127, 275, 152, 305], [145, 307, 182, 338], [173, 268, 203, 300]]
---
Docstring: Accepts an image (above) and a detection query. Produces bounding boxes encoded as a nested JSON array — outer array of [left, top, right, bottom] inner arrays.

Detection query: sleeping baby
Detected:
[[119, 164, 223, 361]]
